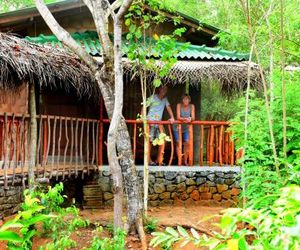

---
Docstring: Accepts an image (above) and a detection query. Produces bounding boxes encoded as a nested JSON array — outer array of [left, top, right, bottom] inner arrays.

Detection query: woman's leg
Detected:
[[157, 125, 165, 165]]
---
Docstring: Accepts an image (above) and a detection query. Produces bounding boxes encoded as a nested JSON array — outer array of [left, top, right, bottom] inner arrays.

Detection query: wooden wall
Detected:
[[0, 84, 28, 114]]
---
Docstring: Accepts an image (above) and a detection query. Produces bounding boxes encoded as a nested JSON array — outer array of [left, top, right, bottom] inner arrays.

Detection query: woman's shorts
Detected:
[[173, 129, 189, 143]]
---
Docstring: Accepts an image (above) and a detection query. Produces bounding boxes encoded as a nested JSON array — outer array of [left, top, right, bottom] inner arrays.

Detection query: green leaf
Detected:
[[190, 228, 200, 239], [177, 226, 189, 238], [0, 231, 23, 242], [153, 79, 161, 88], [125, 19, 131, 26], [165, 227, 179, 237]]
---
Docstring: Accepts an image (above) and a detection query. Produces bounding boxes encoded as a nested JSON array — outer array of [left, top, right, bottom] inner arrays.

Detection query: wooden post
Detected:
[[218, 125, 224, 166], [209, 125, 214, 166], [28, 82, 37, 187], [178, 124, 182, 166], [199, 125, 204, 166], [167, 124, 174, 166], [99, 97, 104, 166], [188, 124, 193, 166]]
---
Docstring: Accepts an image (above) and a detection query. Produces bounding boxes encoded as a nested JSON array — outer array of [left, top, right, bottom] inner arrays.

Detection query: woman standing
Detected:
[[174, 94, 195, 166]]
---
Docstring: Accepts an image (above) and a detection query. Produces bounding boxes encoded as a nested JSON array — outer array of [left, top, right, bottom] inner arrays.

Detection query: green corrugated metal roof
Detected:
[[25, 31, 249, 61]]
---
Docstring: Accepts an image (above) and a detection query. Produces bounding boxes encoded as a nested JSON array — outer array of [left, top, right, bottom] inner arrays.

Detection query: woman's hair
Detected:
[[182, 94, 191, 101]]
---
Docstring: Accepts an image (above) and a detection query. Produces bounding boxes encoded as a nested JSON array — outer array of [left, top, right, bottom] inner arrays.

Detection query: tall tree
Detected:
[[34, 0, 146, 246]]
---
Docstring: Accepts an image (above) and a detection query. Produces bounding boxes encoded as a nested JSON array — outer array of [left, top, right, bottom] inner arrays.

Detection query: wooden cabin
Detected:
[[0, 0, 261, 187]]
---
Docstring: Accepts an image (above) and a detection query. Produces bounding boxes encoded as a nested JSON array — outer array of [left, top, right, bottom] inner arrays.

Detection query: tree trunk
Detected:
[[28, 82, 37, 188]]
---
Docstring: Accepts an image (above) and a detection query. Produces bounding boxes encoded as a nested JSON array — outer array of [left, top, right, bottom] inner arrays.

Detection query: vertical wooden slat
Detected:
[[9, 114, 15, 182], [86, 119, 90, 175], [95, 121, 99, 170], [3, 113, 8, 189], [230, 131, 235, 166], [63, 117, 69, 179], [224, 131, 229, 165], [178, 124, 182, 166], [209, 125, 214, 166], [11, 114, 17, 185], [199, 125, 204, 166], [36, 115, 43, 166], [91, 121, 95, 167], [42, 118, 47, 166], [206, 127, 210, 164], [75, 118, 79, 177], [44, 116, 51, 176], [80, 119, 85, 179], [218, 125, 224, 166], [167, 124, 174, 166], [69, 118, 74, 177], [57, 117, 62, 180], [99, 97, 104, 166], [20, 115, 25, 182], [188, 124, 193, 166], [215, 126, 219, 163], [133, 123, 137, 162], [50, 116, 57, 178]]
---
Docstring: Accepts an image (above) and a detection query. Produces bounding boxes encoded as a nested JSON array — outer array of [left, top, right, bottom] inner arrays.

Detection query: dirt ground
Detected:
[[0, 205, 225, 250]]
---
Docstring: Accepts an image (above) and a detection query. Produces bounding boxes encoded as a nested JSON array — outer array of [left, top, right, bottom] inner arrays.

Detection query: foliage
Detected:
[[144, 216, 159, 233], [200, 80, 239, 120], [0, 190, 52, 250], [230, 71, 300, 208], [0, 183, 89, 250], [85, 226, 126, 250], [150, 185, 300, 250], [0, 0, 57, 13]]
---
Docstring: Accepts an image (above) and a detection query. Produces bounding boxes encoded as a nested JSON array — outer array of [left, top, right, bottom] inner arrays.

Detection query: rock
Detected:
[[176, 182, 186, 192], [155, 178, 165, 184], [200, 193, 212, 200], [155, 172, 164, 178], [217, 184, 228, 193], [196, 177, 206, 185], [207, 174, 215, 182], [222, 190, 231, 199], [159, 192, 171, 200], [165, 172, 177, 180], [149, 201, 159, 207], [215, 172, 224, 178], [224, 173, 235, 179], [103, 192, 113, 200], [176, 175, 187, 184], [180, 192, 189, 200], [187, 172, 195, 178], [149, 174, 156, 184], [210, 187, 217, 194], [102, 171, 111, 177], [207, 200, 221, 207], [213, 194, 222, 201], [99, 182, 111, 192], [221, 200, 235, 207], [206, 181, 216, 187], [166, 184, 177, 192], [186, 178, 196, 186], [225, 179, 235, 185], [190, 190, 200, 201], [154, 183, 166, 194], [231, 188, 241, 196], [171, 192, 178, 199], [187, 186, 196, 194], [185, 198, 195, 205], [148, 194, 159, 201], [215, 178, 224, 184], [199, 171, 210, 177], [161, 200, 174, 205], [199, 186, 209, 193]]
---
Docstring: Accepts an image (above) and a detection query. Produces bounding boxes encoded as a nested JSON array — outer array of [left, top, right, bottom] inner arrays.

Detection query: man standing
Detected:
[[146, 85, 175, 165]]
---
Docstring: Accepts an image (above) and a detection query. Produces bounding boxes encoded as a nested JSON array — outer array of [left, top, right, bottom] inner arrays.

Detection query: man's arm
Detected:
[[166, 105, 175, 122]]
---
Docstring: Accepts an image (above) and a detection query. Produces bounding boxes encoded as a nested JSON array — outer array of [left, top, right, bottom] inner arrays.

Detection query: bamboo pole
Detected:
[[28, 82, 37, 187], [188, 124, 193, 166], [178, 124, 182, 166], [167, 124, 174, 166], [218, 125, 224, 166], [209, 125, 214, 166], [200, 125, 204, 166]]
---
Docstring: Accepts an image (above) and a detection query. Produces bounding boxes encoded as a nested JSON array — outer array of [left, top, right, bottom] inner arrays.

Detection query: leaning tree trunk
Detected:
[[28, 82, 37, 188]]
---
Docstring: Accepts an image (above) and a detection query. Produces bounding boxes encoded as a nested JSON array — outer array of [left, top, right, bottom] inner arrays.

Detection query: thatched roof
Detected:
[[124, 60, 262, 95], [0, 32, 261, 98], [0, 32, 98, 98]]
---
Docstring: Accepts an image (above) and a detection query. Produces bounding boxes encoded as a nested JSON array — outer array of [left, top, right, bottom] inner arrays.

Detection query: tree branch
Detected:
[[116, 0, 134, 19], [34, 0, 98, 72]]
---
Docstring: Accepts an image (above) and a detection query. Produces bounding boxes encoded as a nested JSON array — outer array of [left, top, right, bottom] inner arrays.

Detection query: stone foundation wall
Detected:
[[0, 186, 23, 217], [98, 166, 241, 207]]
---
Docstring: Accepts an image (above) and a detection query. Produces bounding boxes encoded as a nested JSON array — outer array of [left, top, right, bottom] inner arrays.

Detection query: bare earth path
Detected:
[[0, 205, 224, 249]]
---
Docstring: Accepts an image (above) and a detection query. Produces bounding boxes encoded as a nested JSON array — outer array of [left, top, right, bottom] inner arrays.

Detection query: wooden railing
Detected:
[[0, 113, 235, 185], [101, 119, 235, 167]]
